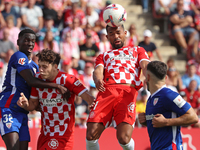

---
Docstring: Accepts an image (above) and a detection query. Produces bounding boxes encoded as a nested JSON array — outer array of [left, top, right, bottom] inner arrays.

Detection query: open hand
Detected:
[[95, 79, 105, 92], [57, 85, 71, 101]]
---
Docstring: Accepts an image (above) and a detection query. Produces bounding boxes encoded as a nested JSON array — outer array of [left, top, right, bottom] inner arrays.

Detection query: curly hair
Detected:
[[36, 49, 61, 65]]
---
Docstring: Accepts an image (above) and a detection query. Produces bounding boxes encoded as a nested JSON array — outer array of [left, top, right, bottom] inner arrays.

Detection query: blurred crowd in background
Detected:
[[0, 0, 199, 129]]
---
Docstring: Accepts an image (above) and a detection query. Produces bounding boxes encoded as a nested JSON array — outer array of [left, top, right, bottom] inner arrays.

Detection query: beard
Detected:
[[112, 40, 124, 49]]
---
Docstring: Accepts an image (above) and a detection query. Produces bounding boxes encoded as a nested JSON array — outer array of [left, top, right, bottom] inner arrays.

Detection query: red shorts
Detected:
[[87, 84, 138, 127], [37, 132, 74, 150]]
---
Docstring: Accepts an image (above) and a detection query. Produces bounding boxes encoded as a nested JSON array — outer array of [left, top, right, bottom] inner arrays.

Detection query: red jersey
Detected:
[[64, 9, 86, 26], [95, 46, 150, 90], [30, 71, 87, 137], [181, 88, 200, 108]]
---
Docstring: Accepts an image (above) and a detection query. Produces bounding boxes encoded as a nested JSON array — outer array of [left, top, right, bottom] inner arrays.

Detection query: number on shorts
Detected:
[[2, 114, 13, 123]]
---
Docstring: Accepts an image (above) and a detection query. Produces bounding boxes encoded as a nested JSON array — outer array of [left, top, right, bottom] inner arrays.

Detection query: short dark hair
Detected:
[[106, 24, 124, 33], [36, 49, 61, 65], [147, 61, 167, 80], [18, 28, 36, 38]]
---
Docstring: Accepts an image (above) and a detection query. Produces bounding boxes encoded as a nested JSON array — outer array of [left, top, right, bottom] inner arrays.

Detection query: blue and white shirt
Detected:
[[145, 85, 191, 150], [0, 51, 39, 114]]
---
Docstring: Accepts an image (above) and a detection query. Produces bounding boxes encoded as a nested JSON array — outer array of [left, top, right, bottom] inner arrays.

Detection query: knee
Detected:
[[86, 132, 95, 141], [117, 134, 131, 145]]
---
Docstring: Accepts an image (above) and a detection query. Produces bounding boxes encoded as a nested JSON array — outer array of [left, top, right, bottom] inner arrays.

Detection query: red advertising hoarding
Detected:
[[0, 127, 199, 150]]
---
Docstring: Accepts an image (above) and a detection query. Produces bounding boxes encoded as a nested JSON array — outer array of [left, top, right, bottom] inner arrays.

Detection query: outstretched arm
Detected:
[[152, 107, 198, 127], [17, 93, 39, 111], [20, 69, 70, 100], [79, 90, 96, 106]]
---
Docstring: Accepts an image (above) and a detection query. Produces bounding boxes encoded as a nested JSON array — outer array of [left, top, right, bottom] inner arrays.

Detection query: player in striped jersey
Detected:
[[0, 29, 69, 150], [17, 49, 95, 150], [138, 61, 198, 150]]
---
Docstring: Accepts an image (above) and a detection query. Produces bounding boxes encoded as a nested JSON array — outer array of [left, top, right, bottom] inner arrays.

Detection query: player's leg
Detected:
[[117, 122, 135, 150], [2, 132, 20, 150], [20, 141, 29, 150], [86, 85, 117, 150], [113, 85, 138, 150], [18, 112, 30, 150], [86, 122, 105, 150]]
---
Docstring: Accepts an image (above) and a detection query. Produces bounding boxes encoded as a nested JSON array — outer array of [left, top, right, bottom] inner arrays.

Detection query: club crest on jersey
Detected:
[[48, 139, 59, 149], [89, 111, 95, 118], [18, 58, 25, 65], [127, 102, 135, 113], [153, 98, 159, 106], [6, 123, 12, 129]]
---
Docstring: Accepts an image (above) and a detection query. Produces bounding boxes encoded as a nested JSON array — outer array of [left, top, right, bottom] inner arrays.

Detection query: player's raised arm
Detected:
[[17, 92, 39, 111], [19, 69, 70, 100]]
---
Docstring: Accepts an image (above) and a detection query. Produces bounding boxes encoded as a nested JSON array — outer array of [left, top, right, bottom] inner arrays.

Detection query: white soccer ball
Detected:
[[103, 4, 127, 27]]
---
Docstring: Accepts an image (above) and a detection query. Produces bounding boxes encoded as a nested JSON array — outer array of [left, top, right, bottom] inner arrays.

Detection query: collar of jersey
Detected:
[[150, 84, 166, 98]]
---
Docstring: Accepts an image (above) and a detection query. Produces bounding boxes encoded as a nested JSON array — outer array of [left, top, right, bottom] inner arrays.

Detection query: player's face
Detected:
[[17, 33, 36, 57], [38, 61, 57, 81], [106, 25, 127, 49]]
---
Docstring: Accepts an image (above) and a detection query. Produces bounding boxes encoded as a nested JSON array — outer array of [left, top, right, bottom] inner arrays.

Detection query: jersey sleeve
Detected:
[[94, 53, 104, 69], [137, 46, 150, 64], [64, 74, 87, 96], [163, 92, 191, 116], [30, 87, 39, 99], [12, 52, 31, 74]]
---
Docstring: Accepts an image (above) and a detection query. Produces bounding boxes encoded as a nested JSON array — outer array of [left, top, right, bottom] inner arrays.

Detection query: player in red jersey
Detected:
[[86, 24, 150, 150], [17, 49, 95, 150]]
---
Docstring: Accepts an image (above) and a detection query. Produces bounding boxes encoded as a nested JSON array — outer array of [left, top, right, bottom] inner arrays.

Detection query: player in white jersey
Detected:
[[86, 24, 150, 150], [138, 61, 198, 150], [17, 49, 95, 150]]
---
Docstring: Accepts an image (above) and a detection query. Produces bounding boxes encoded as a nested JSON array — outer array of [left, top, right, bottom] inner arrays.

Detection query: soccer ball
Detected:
[[103, 4, 127, 27]]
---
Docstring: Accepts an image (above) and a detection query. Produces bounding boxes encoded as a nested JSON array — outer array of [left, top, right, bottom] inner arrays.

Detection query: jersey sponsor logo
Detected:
[[18, 58, 25, 65], [110, 53, 135, 61], [48, 139, 59, 149], [173, 95, 186, 108], [153, 98, 159, 106], [41, 98, 63, 107], [74, 80, 81, 86], [146, 114, 155, 120], [127, 102, 135, 113]]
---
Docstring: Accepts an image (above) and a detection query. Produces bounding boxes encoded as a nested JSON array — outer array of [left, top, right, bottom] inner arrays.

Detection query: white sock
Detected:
[[120, 138, 135, 150], [86, 139, 100, 150]]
